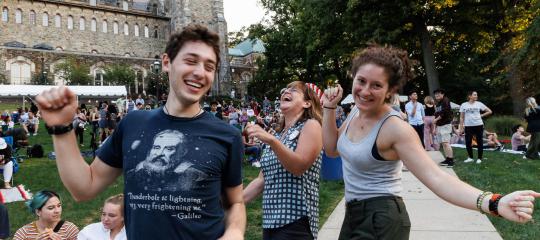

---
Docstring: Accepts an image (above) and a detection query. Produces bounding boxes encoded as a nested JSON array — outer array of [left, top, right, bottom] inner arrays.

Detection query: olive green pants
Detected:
[[339, 196, 411, 240]]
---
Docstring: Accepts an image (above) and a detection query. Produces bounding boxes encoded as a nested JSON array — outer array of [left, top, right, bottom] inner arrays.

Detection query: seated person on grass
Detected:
[[0, 138, 14, 189], [22, 112, 39, 136], [512, 124, 530, 151], [484, 129, 504, 150]]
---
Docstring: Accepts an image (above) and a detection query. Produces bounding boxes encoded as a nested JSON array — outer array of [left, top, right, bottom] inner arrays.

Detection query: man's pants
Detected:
[[411, 124, 425, 148]]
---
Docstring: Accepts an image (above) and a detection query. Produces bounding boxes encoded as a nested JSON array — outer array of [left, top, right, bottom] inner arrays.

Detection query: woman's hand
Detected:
[[245, 123, 275, 145], [38, 229, 62, 240], [497, 190, 540, 223], [322, 84, 343, 108]]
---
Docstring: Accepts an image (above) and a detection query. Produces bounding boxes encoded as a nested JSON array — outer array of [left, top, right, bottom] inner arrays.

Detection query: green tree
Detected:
[[31, 72, 52, 85], [145, 72, 169, 99], [0, 73, 7, 84], [253, 0, 535, 114], [54, 57, 92, 85], [104, 64, 136, 94]]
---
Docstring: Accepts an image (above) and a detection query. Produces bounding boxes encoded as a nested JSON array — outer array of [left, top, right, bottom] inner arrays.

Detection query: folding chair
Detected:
[[0, 136, 19, 187]]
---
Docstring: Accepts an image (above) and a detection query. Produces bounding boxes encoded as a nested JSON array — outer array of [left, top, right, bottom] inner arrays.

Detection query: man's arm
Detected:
[[36, 86, 122, 201], [53, 131, 122, 201], [219, 185, 246, 240]]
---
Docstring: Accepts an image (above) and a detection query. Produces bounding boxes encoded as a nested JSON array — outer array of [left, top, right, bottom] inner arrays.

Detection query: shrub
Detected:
[[484, 115, 526, 136]]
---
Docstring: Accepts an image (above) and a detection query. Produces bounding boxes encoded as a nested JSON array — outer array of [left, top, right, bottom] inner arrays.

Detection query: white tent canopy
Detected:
[[0, 85, 127, 97]]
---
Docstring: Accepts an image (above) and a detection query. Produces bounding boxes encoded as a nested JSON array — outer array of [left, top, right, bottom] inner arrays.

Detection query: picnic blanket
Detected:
[[451, 144, 537, 155], [0, 185, 32, 204]]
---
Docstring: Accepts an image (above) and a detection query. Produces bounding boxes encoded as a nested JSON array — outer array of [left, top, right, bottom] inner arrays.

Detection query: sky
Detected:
[[223, 0, 267, 33]]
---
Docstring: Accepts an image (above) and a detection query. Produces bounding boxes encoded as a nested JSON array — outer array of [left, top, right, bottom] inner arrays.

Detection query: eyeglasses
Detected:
[[280, 87, 301, 95]]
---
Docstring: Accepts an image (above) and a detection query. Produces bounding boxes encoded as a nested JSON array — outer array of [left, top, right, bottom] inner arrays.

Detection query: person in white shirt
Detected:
[[459, 91, 492, 164], [22, 112, 39, 136], [135, 94, 145, 106], [78, 194, 126, 240], [405, 91, 425, 148]]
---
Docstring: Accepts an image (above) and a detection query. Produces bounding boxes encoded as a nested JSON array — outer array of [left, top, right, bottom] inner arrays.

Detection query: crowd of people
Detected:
[[0, 25, 539, 239]]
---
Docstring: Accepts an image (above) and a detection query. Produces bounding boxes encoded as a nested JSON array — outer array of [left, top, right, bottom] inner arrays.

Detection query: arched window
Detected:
[[7, 57, 35, 85], [134, 24, 139, 37], [42, 12, 48, 26], [67, 15, 73, 29], [55, 14, 61, 28], [102, 20, 107, 33], [29, 10, 36, 25], [91, 18, 96, 32], [144, 25, 149, 38], [124, 22, 129, 35], [153, 26, 158, 38], [2, 7, 8, 22], [79, 17, 85, 30], [15, 9, 22, 24], [113, 21, 118, 34], [89, 0, 97, 6]]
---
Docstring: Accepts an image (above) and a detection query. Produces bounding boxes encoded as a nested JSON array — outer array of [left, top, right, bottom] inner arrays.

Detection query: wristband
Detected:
[[45, 123, 74, 135], [488, 194, 503, 217], [323, 106, 337, 109], [476, 191, 492, 214]]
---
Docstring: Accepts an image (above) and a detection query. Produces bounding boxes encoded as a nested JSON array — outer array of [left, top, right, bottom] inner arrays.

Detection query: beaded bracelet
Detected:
[[476, 191, 492, 214]]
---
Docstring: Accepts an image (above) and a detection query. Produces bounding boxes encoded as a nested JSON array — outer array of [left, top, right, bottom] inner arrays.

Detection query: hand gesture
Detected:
[[322, 84, 343, 108], [497, 190, 540, 223], [245, 122, 275, 145], [38, 229, 62, 240], [35, 86, 78, 126]]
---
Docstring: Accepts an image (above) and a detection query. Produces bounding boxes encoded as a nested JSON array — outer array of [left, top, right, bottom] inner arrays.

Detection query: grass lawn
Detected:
[[3, 119, 344, 239], [452, 148, 540, 240]]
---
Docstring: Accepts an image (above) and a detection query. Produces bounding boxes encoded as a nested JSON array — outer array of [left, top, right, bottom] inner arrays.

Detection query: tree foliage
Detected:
[[103, 64, 136, 93], [54, 57, 92, 85], [250, 0, 537, 115]]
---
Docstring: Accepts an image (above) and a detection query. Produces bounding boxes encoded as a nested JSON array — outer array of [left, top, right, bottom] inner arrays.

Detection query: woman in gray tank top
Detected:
[[321, 45, 540, 240], [244, 81, 323, 239]]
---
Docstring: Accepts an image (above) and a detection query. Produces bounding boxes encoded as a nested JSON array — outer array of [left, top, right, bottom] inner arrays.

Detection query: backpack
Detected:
[[27, 144, 44, 158]]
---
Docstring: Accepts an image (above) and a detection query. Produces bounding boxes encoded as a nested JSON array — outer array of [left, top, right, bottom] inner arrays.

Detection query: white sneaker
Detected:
[[464, 158, 474, 163], [476, 159, 482, 164], [251, 161, 261, 168]]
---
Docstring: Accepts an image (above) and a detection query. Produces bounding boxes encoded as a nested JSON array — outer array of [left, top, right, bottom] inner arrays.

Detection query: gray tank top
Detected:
[[337, 107, 403, 202]]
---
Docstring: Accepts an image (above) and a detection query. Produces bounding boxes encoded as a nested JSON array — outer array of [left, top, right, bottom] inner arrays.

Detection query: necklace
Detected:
[[163, 104, 204, 118]]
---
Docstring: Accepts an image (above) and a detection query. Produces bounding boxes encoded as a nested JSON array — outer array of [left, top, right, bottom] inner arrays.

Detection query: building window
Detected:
[[42, 12, 48, 26], [79, 17, 85, 30], [134, 24, 139, 37], [90, 0, 97, 6], [15, 9, 22, 24], [67, 15, 73, 29], [153, 26, 158, 38], [124, 22, 129, 35], [144, 25, 149, 38], [55, 14, 61, 28], [91, 49, 98, 54], [2, 7, 8, 22], [29, 10, 36, 25], [102, 20, 107, 33], [113, 21, 118, 34], [10, 61, 32, 85], [91, 18, 96, 31]]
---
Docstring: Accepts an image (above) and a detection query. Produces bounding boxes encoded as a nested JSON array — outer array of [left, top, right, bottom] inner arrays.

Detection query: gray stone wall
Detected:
[[0, 1, 168, 58]]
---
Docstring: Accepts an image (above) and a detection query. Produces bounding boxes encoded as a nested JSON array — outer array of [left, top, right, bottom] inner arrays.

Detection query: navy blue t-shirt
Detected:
[[97, 108, 243, 239]]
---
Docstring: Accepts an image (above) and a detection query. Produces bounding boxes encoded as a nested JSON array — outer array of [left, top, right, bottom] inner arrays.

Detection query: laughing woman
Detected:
[[322, 45, 540, 240], [243, 81, 323, 240], [14, 190, 79, 240]]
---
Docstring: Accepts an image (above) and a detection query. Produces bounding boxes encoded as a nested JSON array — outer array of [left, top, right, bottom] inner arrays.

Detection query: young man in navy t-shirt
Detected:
[[36, 25, 246, 239]]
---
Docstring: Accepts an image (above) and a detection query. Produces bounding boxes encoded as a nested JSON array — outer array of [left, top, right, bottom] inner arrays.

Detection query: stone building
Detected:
[[226, 38, 265, 99], [0, 0, 229, 96]]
